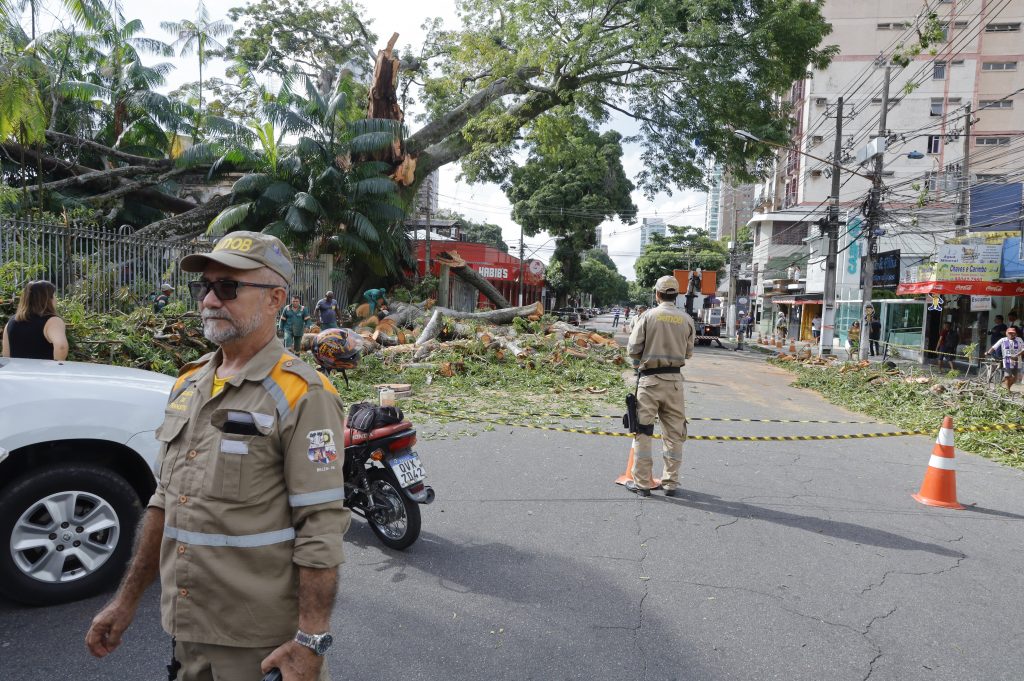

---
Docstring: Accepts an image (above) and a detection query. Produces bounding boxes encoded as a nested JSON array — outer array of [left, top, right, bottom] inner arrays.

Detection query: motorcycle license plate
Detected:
[[390, 452, 426, 488]]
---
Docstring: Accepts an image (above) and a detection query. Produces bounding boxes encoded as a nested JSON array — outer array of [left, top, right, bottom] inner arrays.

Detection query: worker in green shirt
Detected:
[[279, 295, 311, 353]]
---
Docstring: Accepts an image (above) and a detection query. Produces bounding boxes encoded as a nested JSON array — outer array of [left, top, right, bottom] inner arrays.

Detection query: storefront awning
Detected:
[[770, 293, 824, 305], [896, 280, 1024, 296]]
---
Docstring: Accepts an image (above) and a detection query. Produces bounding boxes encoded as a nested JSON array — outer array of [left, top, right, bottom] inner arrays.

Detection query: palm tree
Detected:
[[161, 1, 232, 138], [204, 77, 411, 288]]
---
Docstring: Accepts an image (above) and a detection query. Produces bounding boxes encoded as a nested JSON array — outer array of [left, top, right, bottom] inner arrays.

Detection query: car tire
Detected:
[[0, 465, 143, 606]]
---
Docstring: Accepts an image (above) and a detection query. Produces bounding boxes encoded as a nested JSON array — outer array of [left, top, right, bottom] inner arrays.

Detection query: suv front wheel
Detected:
[[0, 464, 142, 606]]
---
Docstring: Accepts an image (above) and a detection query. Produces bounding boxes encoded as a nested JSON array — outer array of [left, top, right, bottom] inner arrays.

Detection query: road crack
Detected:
[[860, 552, 966, 596]]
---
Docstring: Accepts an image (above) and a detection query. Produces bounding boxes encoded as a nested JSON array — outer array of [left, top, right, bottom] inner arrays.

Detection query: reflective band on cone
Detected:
[[912, 415, 965, 510]]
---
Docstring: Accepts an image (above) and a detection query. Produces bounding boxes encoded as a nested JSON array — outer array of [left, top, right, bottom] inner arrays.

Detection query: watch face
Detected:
[[315, 633, 333, 655]]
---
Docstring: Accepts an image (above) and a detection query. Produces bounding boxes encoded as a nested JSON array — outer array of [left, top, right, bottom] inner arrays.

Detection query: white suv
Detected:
[[0, 358, 173, 605]]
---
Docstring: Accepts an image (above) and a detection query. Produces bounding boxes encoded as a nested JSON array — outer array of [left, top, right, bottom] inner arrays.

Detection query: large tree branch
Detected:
[[131, 193, 234, 240], [45, 130, 171, 168], [27, 165, 154, 192], [405, 67, 541, 155], [85, 168, 189, 206], [0, 141, 199, 214]]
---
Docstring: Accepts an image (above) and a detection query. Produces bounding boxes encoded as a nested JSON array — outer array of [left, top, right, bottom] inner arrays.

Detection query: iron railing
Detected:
[[0, 219, 328, 313]]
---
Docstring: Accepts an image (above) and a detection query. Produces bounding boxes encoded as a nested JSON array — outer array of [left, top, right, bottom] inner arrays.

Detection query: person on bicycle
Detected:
[[986, 326, 1024, 392]]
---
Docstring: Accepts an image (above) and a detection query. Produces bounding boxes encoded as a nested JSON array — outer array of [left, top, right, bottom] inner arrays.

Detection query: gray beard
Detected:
[[202, 307, 266, 345]]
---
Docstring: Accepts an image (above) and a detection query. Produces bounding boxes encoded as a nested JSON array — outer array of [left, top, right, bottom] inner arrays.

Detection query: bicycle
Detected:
[[981, 356, 1002, 387]]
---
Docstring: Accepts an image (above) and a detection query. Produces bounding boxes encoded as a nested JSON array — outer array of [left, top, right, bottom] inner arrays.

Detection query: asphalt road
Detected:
[[2, 314, 1023, 680]]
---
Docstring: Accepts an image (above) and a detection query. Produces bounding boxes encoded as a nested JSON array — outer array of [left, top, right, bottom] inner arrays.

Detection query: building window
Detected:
[[933, 61, 947, 80], [925, 171, 940, 192], [976, 137, 1011, 146], [876, 22, 911, 30], [980, 99, 1014, 109], [982, 61, 1018, 71], [927, 135, 941, 154], [930, 98, 944, 117], [985, 22, 1021, 32]]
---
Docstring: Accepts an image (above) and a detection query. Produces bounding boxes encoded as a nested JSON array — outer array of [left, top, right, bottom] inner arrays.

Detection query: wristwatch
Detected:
[[294, 629, 334, 656]]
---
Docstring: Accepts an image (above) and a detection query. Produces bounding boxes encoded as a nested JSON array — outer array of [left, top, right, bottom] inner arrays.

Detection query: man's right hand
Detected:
[[86, 599, 135, 657]]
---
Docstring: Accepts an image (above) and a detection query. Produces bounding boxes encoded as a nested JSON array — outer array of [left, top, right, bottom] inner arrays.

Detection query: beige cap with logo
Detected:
[[654, 275, 680, 294], [180, 231, 295, 285]]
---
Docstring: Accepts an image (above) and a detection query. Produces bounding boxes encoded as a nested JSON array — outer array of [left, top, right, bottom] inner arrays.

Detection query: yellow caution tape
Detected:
[[411, 405, 870, 425], [414, 410, 1024, 441]]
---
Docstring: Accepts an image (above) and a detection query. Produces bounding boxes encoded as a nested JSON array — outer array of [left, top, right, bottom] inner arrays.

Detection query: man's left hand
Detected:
[[261, 640, 323, 681]]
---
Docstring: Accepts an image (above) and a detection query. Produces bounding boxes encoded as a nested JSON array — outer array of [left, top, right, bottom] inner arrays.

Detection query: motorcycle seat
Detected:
[[344, 420, 413, 447]]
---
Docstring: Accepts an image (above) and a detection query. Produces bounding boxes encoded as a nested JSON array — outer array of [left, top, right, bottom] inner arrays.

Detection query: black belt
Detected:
[[639, 366, 682, 376]]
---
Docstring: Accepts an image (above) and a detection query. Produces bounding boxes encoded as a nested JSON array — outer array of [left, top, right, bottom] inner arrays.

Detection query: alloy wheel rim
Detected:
[[10, 491, 120, 584]]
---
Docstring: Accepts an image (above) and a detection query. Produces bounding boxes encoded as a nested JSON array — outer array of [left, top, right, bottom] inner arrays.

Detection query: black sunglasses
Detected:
[[189, 279, 284, 301]]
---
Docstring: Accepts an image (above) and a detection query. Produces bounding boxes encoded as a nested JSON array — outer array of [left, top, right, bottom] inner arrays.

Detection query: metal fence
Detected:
[[0, 219, 329, 313]]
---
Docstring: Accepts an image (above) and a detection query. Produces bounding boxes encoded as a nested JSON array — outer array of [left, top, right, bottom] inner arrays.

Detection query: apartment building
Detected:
[[750, 0, 1024, 341], [639, 217, 667, 249], [705, 165, 756, 242]]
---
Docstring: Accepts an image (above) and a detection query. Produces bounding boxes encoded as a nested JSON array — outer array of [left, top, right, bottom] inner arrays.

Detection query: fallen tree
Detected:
[[434, 250, 511, 309]]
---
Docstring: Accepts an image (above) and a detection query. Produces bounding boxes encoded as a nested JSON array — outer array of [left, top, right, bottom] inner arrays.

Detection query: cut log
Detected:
[[415, 309, 444, 347], [434, 302, 542, 324], [435, 250, 511, 309]]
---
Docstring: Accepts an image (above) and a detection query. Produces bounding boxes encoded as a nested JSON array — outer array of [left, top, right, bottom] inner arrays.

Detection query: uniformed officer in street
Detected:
[[625, 274, 695, 497], [87, 231, 349, 681]]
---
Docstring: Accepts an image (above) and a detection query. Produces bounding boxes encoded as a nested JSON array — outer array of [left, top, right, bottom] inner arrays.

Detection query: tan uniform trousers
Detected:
[[176, 641, 331, 681], [631, 375, 687, 490]]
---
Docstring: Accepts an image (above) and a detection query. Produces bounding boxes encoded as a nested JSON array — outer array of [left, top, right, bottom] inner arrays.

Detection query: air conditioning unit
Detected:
[[815, 97, 828, 106], [810, 169, 823, 177]]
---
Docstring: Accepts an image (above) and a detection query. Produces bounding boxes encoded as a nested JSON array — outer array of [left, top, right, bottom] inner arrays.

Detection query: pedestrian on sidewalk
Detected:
[[847, 320, 861, 360], [811, 314, 821, 342], [869, 315, 881, 357], [612, 308, 621, 328], [1008, 311, 1021, 336], [937, 322, 959, 371], [624, 275, 695, 498], [986, 326, 1024, 392]]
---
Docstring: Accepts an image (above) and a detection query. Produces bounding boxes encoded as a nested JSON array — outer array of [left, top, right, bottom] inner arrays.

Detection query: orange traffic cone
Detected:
[[912, 416, 965, 510], [788, 339, 796, 353], [614, 445, 662, 488]]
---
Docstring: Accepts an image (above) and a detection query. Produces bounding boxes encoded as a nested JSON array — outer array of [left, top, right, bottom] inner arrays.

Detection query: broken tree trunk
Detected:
[[434, 250, 511, 309], [413, 302, 543, 346]]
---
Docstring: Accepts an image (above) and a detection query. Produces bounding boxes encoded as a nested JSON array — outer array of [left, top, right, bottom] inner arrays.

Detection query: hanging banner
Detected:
[[897, 280, 1024, 296], [934, 244, 1001, 281]]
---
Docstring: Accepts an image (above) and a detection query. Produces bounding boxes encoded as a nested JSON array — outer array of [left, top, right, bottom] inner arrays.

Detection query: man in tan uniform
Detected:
[[87, 231, 349, 681], [625, 275, 695, 497]]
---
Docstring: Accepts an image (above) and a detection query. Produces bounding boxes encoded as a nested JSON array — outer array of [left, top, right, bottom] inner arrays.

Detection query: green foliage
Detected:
[[773, 360, 1024, 469], [579, 259, 629, 307], [421, 0, 836, 194], [223, 0, 376, 89], [503, 111, 636, 297], [634, 225, 726, 287]]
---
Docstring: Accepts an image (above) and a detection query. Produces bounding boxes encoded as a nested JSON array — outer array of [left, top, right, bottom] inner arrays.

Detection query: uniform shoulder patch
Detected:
[[277, 355, 322, 387], [307, 429, 339, 465]]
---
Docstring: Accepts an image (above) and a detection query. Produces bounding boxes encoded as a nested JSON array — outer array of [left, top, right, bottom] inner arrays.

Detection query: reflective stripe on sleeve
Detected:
[[288, 488, 346, 507], [164, 525, 296, 547], [261, 377, 291, 418], [928, 455, 956, 471]]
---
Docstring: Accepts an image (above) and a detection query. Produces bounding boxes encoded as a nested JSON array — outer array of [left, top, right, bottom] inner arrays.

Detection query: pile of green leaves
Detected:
[[331, 334, 629, 421], [1, 297, 212, 375], [771, 359, 1024, 469]]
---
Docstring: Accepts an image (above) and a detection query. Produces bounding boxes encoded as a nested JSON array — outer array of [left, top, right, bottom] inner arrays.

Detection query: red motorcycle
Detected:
[[342, 417, 433, 550]]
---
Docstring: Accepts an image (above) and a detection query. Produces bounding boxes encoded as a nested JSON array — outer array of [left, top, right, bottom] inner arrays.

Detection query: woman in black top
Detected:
[[2, 280, 69, 360]]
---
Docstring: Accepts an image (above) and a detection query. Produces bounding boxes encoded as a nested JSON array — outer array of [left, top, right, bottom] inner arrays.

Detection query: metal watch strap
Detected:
[[294, 629, 331, 656]]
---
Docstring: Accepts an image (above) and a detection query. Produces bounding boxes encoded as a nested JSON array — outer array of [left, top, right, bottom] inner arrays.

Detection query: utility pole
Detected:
[[423, 173, 433, 277], [819, 96, 844, 356], [517, 224, 525, 306], [860, 66, 890, 360], [956, 102, 972, 236], [728, 208, 740, 349]]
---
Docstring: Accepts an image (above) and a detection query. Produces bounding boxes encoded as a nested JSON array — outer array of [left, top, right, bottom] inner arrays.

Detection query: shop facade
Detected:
[[412, 240, 545, 311]]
